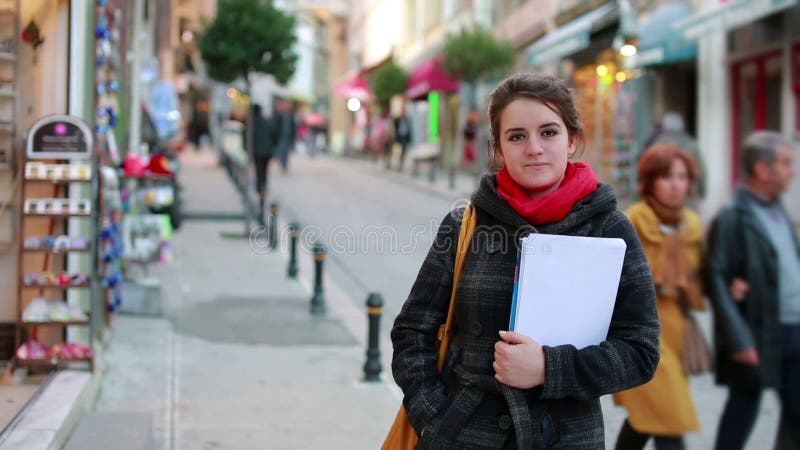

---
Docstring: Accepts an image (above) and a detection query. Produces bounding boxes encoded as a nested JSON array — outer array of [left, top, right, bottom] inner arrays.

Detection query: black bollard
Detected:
[[287, 222, 299, 278], [269, 202, 279, 250], [310, 243, 327, 315], [363, 293, 383, 382]]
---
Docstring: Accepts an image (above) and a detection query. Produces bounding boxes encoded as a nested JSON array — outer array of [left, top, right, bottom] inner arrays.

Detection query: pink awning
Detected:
[[405, 55, 460, 100], [333, 74, 373, 101]]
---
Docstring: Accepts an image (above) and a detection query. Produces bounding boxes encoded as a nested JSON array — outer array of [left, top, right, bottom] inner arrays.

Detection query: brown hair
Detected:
[[487, 73, 585, 165], [637, 144, 700, 197]]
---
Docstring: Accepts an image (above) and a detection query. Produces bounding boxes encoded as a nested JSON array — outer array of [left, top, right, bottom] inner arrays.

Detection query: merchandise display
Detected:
[[21, 297, 88, 322], [15, 115, 98, 372], [15, 339, 93, 362], [22, 271, 90, 286], [23, 198, 92, 215], [23, 235, 90, 251], [25, 162, 92, 181]]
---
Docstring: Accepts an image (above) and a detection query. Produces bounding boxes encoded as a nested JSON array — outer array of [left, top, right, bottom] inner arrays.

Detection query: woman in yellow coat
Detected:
[[613, 144, 706, 450]]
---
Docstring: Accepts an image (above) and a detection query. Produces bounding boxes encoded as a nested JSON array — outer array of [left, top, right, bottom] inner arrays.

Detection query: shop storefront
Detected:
[[677, 0, 799, 219], [526, 1, 646, 205], [524, 1, 708, 207]]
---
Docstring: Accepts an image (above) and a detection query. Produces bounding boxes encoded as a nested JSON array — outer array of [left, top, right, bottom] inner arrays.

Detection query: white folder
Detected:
[[509, 233, 627, 349]]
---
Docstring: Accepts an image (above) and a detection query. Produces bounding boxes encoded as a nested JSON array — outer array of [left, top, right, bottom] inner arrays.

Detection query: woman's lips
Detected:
[[525, 162, 550, 168]]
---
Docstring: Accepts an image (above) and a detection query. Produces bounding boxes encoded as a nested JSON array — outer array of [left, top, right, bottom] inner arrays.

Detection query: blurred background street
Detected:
[[0, 0, 798, 448]]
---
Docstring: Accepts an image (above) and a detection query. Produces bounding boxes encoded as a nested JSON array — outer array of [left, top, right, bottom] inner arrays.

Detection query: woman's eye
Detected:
[[541, 129, 558, 137], [509, 134, 526, 142]]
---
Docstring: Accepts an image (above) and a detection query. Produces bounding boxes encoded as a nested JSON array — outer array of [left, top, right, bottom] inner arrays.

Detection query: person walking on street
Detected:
[[393, 109, 412, 172], [391, 73, 660, 449], [707, 130, 799, 450], [246, 103, 276, 223], [613, 145, 707, 450], [646, 112, 706, 198], [274, 99, 296, 173]]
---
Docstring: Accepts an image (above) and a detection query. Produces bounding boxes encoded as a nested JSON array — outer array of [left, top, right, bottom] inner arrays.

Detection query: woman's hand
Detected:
[[493, 331, 545, 389], [729, 278, 750, 303]]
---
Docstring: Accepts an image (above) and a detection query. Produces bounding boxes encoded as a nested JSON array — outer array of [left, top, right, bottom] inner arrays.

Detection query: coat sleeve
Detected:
[[541, 211, 660, 400], [390, 210, 461, 434], [706, 209, 754, 353]]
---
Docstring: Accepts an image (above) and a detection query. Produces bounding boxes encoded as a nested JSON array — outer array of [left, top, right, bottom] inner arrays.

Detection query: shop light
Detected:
[[615, 72, 627, 83], [428, 91, 440, 144], [347, 97, 361, 112], [226, 88, 237, 99], [620, 44, 637, 57], [181, 29, 194, 43], [596, 64, 609, 77]]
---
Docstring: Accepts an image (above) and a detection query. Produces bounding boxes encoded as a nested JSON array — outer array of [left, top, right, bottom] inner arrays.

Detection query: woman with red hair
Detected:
[[613, 144, 706, 450]]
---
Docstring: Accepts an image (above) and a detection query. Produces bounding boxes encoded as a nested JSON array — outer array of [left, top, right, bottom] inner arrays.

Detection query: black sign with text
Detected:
[[26, 115, 93, 160]]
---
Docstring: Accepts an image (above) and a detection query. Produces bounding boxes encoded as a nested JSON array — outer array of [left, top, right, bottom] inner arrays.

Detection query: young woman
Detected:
[[391, 73, 660, 449], [613, 145, 705, 450]]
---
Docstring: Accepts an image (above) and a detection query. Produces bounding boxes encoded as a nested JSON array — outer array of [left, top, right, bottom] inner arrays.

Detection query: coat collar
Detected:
[[626, 201, 704, 245], [732, 186, 789, 253]]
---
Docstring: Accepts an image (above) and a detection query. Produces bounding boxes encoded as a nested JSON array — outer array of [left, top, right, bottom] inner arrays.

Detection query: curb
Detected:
[[0, 367, 102, 450]]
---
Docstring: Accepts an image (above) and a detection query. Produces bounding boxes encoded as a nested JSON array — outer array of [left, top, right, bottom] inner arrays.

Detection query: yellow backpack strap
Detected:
[[437, 203, 477, 372]]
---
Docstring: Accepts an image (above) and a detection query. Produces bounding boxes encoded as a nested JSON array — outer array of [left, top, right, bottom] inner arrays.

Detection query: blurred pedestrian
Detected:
[[274, 99, 296, 173], [246, 104, 276, 222], [707, 130, 799, 450], [648, 112, 706, 198], [391, 73, 659, 449], [613, 144, 706, 450], [371, 111, 392, 169], [393, 108, 412, 171], [460, 108, 479, 174]]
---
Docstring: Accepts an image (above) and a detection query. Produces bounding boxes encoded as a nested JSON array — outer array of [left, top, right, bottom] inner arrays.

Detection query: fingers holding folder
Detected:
[[493, 330, 545, 389]]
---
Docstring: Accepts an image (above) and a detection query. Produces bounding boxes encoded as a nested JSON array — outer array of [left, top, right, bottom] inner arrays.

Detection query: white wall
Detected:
[[288, 14, 316, 100], [362, 0, 403, 68]]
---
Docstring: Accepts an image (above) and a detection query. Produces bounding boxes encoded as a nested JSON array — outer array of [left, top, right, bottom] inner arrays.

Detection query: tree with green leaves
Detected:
[[442, 27, 514, 180], [198, 0, 297, 225], [442, 27, 515, 106], [199, 0, 298, 88], [369, 61, 409, 113]]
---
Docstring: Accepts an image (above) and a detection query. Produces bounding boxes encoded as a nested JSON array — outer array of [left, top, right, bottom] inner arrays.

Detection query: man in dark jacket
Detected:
[[274, 99, 297, 174], [393, 110, 412, 172], [707, 130, 799, 450], [247, 103, 276, 221]]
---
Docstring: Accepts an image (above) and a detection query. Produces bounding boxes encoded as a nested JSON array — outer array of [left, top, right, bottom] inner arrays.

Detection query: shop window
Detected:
[[730, 49, 782, 183]]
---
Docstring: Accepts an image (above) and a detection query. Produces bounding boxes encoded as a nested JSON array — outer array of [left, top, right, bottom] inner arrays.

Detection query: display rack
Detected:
[[14, 116, 98, 371]]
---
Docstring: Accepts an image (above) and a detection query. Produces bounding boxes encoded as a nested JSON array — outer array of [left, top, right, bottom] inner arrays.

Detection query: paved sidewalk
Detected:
[[64, 149, 399, 449]]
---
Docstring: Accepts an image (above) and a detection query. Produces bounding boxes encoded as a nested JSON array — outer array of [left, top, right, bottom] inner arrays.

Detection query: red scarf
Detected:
[[497, 162, 598, 225]]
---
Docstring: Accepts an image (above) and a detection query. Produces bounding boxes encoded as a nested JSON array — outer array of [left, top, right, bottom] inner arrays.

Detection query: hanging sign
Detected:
[[26, 114, 93, 160]]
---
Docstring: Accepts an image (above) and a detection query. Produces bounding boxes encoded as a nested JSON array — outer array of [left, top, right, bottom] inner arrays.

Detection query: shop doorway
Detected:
[[731, 49, 783, 183]]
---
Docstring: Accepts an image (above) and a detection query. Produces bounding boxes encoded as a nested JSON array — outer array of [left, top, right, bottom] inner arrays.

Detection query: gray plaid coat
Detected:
[[391, 175, 660, 449]]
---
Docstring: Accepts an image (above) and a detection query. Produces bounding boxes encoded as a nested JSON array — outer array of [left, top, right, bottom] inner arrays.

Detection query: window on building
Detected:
[[405, 0, 417, 39], [424, 0, 443, 29]]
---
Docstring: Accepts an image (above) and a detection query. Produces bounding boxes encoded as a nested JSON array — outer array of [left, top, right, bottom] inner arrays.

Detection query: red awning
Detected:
[[333, 74, 373, 101], [405, 55, 460, 100]]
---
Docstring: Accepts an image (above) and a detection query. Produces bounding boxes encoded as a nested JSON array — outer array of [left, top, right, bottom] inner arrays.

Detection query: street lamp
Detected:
[[620, 44, 637, 57], [346, 97, 361, 112]]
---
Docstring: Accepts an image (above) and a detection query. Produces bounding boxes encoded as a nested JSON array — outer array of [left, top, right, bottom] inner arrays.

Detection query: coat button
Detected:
[[470, 321, 483, 336], [498, 414, 512, 431]]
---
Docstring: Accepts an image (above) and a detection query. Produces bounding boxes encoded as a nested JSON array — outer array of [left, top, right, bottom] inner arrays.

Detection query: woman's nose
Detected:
[[525, 139, 544, 155]]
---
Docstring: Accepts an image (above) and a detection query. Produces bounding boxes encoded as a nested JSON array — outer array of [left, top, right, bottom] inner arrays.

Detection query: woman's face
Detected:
[[652, 158, 691, 209], [498, 98, 575, 199]]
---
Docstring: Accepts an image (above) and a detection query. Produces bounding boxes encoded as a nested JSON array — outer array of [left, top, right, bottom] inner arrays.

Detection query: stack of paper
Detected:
[[509, 233, 627, 349]]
